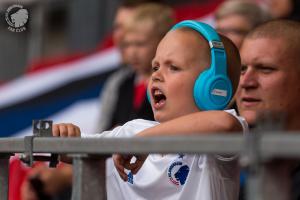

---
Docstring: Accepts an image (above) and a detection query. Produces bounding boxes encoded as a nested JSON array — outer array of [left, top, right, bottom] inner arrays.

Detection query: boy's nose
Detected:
[[151, 68, 164, 82], [151, 71, 163, 82]]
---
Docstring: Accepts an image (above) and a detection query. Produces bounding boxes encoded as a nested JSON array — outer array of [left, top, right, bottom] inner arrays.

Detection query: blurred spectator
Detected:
[[215, 0, 271, 49], [111, 0, 165, 63], [21, 163, 73, 200], [112, 0, 149, 63], [94, 1, 149, 132], [264, 0, 300, 21]]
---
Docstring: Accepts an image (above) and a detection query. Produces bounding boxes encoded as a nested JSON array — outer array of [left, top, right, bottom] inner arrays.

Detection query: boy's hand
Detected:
[[53, 123, 81, 137], [112, 154, 147, 181]]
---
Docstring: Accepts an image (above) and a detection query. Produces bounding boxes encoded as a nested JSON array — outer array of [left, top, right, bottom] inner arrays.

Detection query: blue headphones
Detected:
[[172, 20, 232, 110]]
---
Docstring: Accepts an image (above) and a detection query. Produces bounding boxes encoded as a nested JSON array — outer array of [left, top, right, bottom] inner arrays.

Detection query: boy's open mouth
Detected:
[[152, 88, 166, 105]]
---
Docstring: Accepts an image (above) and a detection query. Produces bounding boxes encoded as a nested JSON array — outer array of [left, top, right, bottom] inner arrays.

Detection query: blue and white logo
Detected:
[[168, 161, 190, 186], [127, 171, 134, 184]]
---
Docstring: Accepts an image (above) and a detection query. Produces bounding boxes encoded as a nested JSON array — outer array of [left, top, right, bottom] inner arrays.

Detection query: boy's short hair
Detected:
[[125, 3, 175, 38]]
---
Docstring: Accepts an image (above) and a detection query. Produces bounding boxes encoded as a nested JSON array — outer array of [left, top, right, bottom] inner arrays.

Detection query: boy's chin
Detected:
[[154, 112, 187, 122], [154, 115, 170, 123]]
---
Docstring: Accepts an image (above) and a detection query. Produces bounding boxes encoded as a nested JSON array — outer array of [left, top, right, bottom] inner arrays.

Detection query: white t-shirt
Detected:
[[82, 109, 248, 200]]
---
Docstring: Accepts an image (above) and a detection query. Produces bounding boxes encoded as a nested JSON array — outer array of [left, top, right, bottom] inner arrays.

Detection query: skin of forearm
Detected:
[[137, 111, 242, 137]]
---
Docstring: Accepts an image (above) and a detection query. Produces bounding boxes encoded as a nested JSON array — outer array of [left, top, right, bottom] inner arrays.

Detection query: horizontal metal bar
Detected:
[[1, 133, 300, 158], [0, 134, 243, 154], [0, 138, 25, 153], [260, 133, 300, 158]]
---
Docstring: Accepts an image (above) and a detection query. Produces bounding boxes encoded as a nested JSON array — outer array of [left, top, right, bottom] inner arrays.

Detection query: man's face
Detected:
[[215, 14, 252, 49], [236, 37, 300, 126], [149, 30, 208, 122], [122, 25, 160, 75]]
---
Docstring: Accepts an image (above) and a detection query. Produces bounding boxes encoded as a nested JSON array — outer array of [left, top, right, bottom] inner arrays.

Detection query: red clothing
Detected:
[[9, 157, 29, 200], [133, 81, 147, 110]]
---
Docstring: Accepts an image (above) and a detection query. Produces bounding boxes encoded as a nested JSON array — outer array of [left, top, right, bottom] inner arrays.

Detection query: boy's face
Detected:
[[149, 29, 210, 122], [236, 37, 300, 127], [122, 24, 161, 76]]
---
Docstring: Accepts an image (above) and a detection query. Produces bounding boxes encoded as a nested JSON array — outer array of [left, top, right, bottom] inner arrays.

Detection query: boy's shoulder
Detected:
[[123, 119, 159, 132], [108, 119, 159, 138], [224, 109, 249, 133]]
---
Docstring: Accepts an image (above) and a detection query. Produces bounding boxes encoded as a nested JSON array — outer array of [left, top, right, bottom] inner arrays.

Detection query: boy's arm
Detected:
[[137, 110, 243, 137], [114, 110, 245, 181]]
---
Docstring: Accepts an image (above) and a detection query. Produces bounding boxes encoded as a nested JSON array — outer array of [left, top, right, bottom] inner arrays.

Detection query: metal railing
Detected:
[[1, 132, 300, 200]]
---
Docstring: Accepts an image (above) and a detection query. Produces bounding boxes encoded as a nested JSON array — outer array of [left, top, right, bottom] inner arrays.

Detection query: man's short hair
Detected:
[[247, 19, 300, 39], [246, 20, 300, 65]]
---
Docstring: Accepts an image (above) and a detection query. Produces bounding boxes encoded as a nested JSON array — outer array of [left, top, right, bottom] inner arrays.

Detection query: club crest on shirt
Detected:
[[168, 160, 190, 186], [127, 171, 134, 184]]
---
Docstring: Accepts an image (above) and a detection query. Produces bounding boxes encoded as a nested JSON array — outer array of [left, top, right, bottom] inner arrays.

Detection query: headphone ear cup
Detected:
[[194, 69, 210, 110], [194, 70, 232, 110]]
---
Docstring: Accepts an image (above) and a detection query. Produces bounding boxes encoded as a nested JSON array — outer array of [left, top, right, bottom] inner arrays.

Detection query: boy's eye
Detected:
[[169, 65, 179, 71], [152, 65, 159, 72]]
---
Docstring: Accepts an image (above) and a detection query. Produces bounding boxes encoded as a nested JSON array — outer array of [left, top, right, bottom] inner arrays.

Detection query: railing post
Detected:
[[262, 161, 292, 200], [242, 110, 289, 200], [241, 131, 263, 200], [0, 155, 10, 200], [71, 155, 107, 200]]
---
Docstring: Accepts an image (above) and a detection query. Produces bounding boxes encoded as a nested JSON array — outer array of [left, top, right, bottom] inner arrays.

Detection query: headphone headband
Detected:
[[172, 20, 227, 76], [171, 20, 232, 110]]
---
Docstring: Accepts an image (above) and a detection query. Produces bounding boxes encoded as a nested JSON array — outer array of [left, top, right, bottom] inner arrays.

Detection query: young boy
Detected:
[[53, 20, 248, 200]]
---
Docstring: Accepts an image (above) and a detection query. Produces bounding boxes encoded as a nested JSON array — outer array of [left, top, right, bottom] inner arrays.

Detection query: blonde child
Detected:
[[54, 20, 247, 200]]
